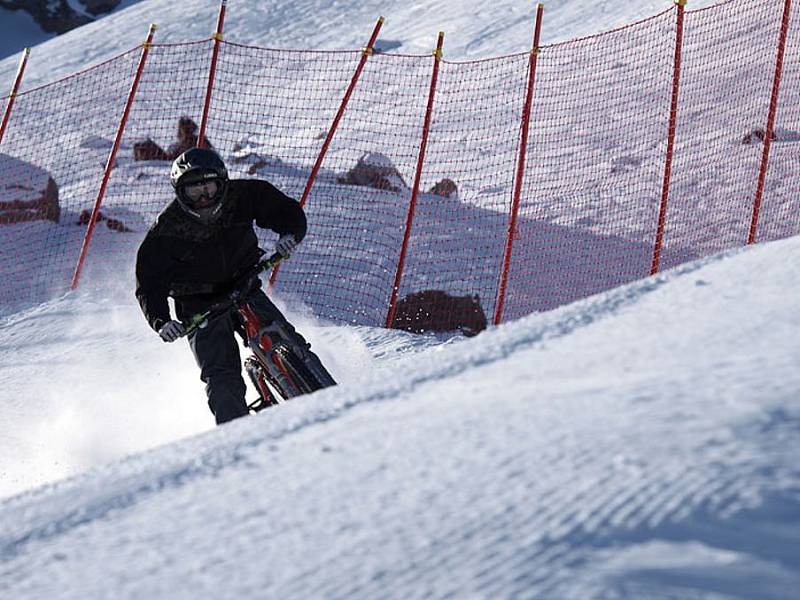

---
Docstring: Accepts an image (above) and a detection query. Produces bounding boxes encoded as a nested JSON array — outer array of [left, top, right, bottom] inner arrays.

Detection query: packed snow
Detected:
[[0, 0, 798, 599], [1, 236, 798, 599]]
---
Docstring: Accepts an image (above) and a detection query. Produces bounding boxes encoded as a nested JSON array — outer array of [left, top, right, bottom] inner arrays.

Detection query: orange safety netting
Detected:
[[0, 0, 796, 335], [505, 9, 677, 321]]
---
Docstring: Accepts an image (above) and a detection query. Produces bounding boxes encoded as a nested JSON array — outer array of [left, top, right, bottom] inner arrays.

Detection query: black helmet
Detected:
[[170, 148, 229, 224]]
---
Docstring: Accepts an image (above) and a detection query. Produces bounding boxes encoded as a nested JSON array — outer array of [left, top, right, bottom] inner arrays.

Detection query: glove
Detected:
[[158, 320, 186, 343], [275, 233, 298, 258]]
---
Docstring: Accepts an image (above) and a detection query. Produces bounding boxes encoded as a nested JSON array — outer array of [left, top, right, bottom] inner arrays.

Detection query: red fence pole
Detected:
[[0, 48, 31, 147], [198, 0, 227, 148], [748, 0, 792, 245], [384, 32, 445, 329], [493, 3, 544, 326], [71, 24, 157, 290], [270, 16, 385, 287], [651, 0, 686, 275]]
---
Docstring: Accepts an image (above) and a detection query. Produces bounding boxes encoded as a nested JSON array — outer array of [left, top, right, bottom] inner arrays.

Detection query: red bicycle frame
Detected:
[[238, 301, 301, 401]]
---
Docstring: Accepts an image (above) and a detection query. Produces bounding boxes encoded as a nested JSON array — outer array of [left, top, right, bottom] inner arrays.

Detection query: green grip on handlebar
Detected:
[[182, 312, 209, 335]]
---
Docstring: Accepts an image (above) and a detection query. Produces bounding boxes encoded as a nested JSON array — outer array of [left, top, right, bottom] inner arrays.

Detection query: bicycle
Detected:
[[182, 251, 336, 413]]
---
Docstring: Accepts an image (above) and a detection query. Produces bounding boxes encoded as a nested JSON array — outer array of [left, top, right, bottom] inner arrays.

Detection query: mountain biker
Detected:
[[135, 147, 330, 424]]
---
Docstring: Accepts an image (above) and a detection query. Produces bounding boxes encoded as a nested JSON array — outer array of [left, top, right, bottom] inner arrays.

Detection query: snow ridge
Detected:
[[0, 250, 713, 558]]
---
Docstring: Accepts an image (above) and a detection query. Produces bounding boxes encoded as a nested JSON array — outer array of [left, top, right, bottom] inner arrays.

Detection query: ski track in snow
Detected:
[[0, 247, 712, 557]]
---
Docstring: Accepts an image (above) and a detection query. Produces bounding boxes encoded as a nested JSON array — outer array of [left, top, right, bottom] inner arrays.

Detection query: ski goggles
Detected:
[[183, 178, 221, 205]]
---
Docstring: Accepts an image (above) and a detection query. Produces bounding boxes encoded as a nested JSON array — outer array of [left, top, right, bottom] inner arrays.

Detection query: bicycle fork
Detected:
[[239, 303, 304, 401]]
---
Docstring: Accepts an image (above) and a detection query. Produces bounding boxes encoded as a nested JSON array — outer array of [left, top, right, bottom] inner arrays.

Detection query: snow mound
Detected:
[[1, 237, 798, 599]]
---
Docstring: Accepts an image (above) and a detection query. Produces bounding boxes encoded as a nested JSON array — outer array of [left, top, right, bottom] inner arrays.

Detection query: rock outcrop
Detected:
[[390, 289, 488, 337], [0, 1, 124, 35], [337, 152, 408, 193], [0, 153, 60, 224], [133, 116, 213, 162], [429, 178, 458, 198]]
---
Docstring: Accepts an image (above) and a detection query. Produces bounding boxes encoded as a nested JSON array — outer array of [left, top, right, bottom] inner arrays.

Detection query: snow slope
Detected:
[[1, 236, 798, 598], [0, 0, 719, 91], [1, 0, 742, 501]]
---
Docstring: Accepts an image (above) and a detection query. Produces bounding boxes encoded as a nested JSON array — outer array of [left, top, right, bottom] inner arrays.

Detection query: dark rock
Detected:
[[76, 209, 130, 232], [0, 1, 124, 35], [429, 178, 458, 198], [106, 217, 132, 232], [390, 289, 488, 337], [77, 209, 104, 225], [133, 138, 169, 161], [133, 116, 213, 161], [80, 0, 121, 16], [742, 127, 777, 145]]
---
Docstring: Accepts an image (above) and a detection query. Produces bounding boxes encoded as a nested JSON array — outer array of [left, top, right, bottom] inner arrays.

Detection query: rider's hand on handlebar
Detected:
[[158, 320, 186, 343], [275, 233, 297, 258]]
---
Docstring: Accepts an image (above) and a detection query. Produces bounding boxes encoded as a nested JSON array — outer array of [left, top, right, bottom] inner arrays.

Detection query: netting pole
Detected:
[[0, 48, 31, 147], [71, 24, 157, 290], [748, 0, 792, 245], [493, 3, 544, 326], [384, 32, 445, 329], [198, 0, 227, 149], [269, 16, 385, 288], [651, 0, 686, 275]]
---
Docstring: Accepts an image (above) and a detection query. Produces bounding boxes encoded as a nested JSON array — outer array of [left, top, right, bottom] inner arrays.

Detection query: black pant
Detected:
[[187, 289, 315, 425]]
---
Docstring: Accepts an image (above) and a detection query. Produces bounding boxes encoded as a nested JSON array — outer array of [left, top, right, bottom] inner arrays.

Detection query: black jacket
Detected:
[[135, 178, 306, 332]]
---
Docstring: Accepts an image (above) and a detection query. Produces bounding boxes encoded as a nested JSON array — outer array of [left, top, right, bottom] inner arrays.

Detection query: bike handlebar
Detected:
[[181, 251, 285, 337]]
